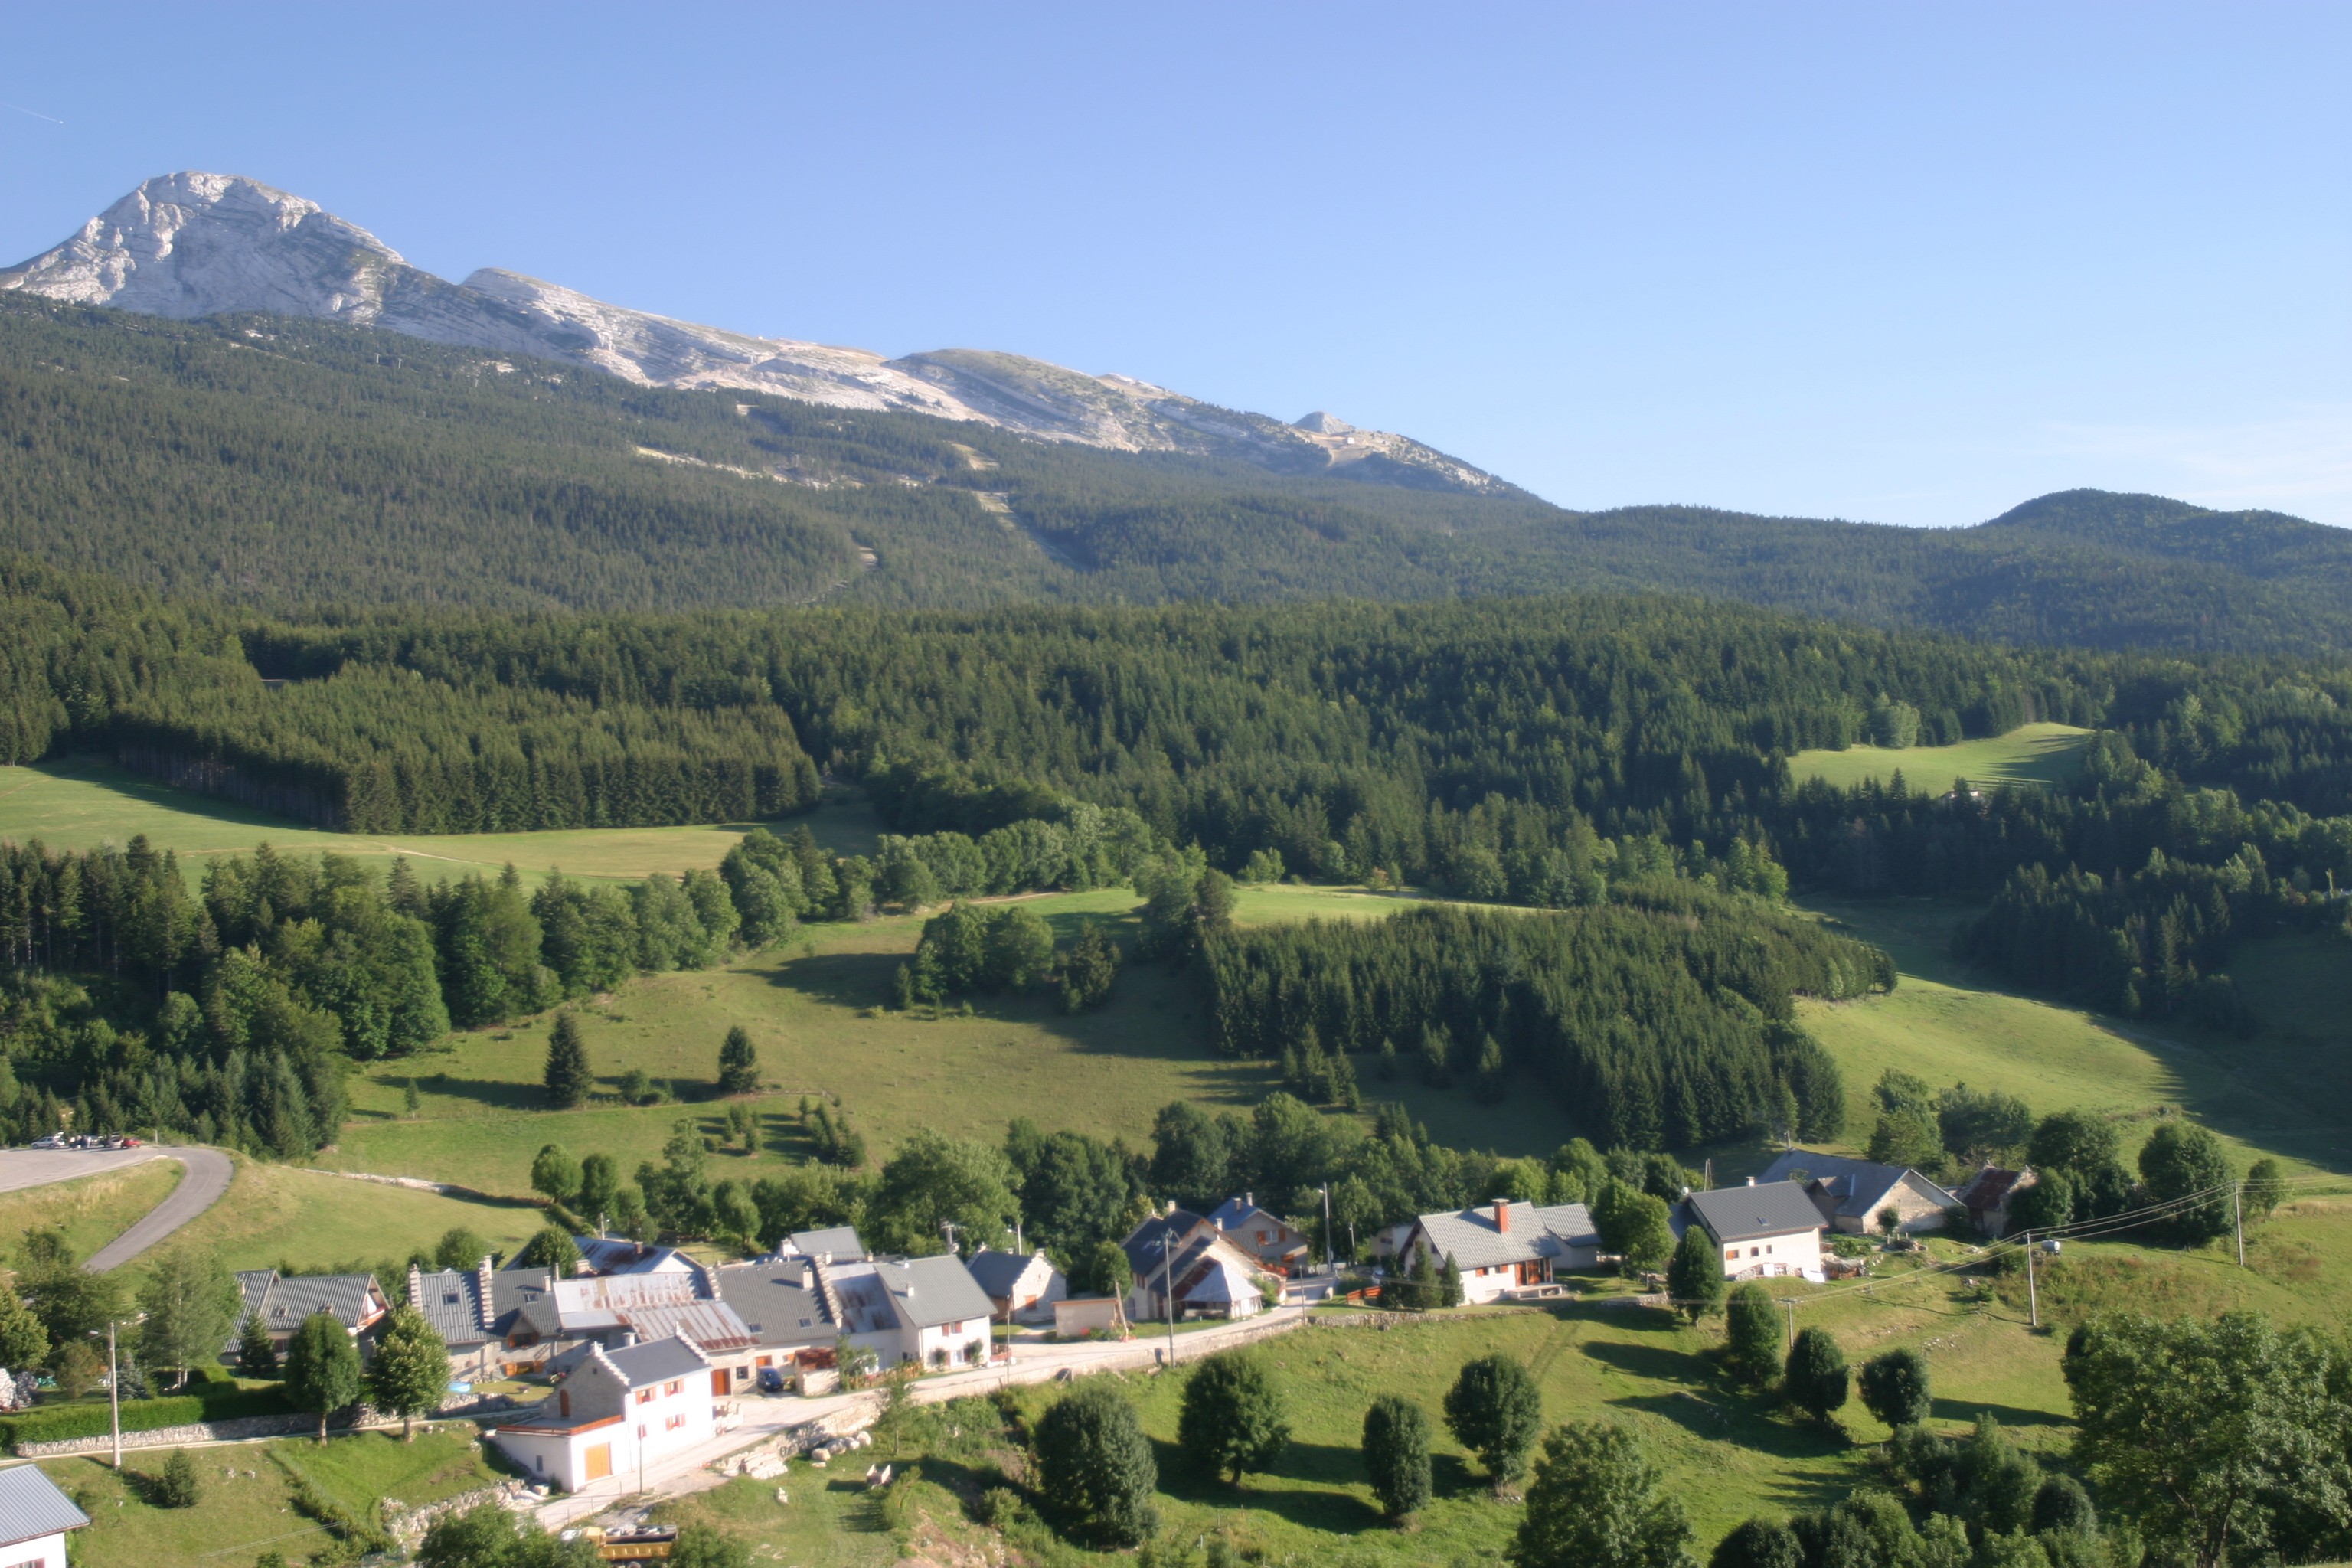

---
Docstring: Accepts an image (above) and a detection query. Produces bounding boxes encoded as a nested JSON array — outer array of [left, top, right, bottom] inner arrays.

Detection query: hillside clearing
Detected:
[[1790, 722, 2090, 793]]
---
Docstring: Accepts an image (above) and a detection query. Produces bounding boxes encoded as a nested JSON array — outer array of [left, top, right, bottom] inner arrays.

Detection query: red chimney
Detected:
[[1493, 1200, 1511, 1233]]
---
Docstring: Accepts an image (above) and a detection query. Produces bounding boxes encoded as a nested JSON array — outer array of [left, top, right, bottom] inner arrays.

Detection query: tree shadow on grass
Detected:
[[1929, 1396, 2068, 1430], [1145, 1436, 1383, 1534], [760, 949, 897, 1011], [411, 1073, 552, 1112], [1580, 1336, 1704, 1384]]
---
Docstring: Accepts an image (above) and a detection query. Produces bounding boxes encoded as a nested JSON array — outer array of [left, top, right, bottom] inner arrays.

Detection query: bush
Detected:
[[0, 1385, 290, 1448], [1034, 1383, 1158, 1547], [152, 1447, 201, 1508], [1177, 1351, 1290, 1485], [1445, 1354, 1544, 1487], [1712, 1517, 1804, 1568]]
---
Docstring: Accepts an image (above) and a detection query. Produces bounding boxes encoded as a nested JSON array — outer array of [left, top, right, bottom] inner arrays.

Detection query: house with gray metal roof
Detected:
[[963, 1248, 1067, 1324], [492, 1335, 717, 1495], [230, 1269, 391, 1357], [814, 1253, 996, 1371], [781, 1225, 865, 1262], [1677, 1180, 1828, 1281], [1119, 1209, 1273, 1324], [1758, 1149, 1962, 1235], [1204, 1196, 1310, 1270], [0, 1463, 90, 1564], [1400, 1200, 1602, 1304]]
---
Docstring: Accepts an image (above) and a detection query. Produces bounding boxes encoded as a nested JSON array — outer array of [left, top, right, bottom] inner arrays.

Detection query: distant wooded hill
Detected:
[[3, 296, 2347, 653]]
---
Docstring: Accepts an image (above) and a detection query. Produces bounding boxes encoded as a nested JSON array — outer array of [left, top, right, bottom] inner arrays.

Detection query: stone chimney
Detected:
[[477, 1256, 497, 1334], [1493, 1200, 1511, 1233], [407, 1261, 424, 1310]]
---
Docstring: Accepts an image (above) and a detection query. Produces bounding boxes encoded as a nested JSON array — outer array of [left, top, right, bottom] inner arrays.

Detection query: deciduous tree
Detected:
[[1034, 1382, 1159, 1547], [1178, 1350, 1290, 1485], [1361, 1393, 1433, 1522], [1511, 1419, 1694, 1568], [1445, 1354, 1544, 1488]]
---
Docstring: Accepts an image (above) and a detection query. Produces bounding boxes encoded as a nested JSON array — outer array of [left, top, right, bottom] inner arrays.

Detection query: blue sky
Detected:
[[3, 4, 2345, 525]]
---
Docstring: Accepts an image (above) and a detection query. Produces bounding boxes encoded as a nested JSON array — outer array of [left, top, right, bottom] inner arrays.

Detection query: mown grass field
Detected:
[[146, 1154, 544, 1279], [1789, 722, 2091, 794], [0, 1159, 183, 1266], [1795, 895, 2350, 1175], [38, 1428, 503, 1568], [0, 756, 884, 884]]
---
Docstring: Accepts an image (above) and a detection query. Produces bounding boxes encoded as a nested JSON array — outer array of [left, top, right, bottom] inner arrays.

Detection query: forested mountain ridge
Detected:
[[1, 288, 2347, 649]]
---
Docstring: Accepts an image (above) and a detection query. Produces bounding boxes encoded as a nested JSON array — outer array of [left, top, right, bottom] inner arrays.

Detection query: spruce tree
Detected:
[[716, 1025, 760, 1096], [1666, 1224, 1725, 1322], [1441, 1253, 1465, 1308], [543, 1011, 590, 1109], [1361, 1393, 1433, 1522], [1785, 1327, 1849, 1426], [1178, 1350, 1290, 1485], [1722, 1284, 1781, 1388], [236, 1310, 278, 1380]]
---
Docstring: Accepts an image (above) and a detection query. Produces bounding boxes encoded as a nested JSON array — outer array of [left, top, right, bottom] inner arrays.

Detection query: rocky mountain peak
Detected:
[[3, 172, 1517, 495]]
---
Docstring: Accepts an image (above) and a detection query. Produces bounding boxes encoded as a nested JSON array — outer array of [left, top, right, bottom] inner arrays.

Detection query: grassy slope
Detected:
[[1789, 723, 2091, 793], [0, 1159, 182, 1266], [323, 884, 1575, 1200], [150, 1154, 544, 1278], [1796, 895, 2349, 1174], [40, 1429, 502, 1568], [0, 758, 885, 884]]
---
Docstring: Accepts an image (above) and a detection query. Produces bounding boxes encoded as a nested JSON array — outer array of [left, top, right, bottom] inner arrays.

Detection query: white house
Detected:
[[0, 1463, 90, 1568], [1399, 1200, 1602, 1304], [1120, 1210, 1272, 1323], [1679, 1181, 1827, 1282], [1758, 1150, 1961, 1235], [963, 1248, 1067, 1325], [818, 1254, 996, 1370], [490, 1337, 716, 1493]]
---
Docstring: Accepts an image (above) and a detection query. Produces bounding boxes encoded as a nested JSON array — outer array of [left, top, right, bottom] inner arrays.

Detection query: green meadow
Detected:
[[1789, 722, 2092, 794]]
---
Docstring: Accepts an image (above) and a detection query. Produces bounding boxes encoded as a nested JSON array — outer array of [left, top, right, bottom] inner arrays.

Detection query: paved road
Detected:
[[533, 1306, 1311, 1529], [0, 1145, 236, 1271]]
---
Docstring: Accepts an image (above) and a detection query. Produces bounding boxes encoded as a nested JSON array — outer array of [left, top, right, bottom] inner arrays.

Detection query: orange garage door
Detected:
[[583, 1442, 612, 1481]]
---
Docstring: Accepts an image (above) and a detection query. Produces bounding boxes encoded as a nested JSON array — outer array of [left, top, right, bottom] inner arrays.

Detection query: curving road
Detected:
[[0, 1145, 235, 1272]]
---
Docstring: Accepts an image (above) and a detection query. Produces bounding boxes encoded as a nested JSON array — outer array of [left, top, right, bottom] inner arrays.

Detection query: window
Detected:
[[635, 1389, 653, 1406], [1725, 1249, 1737, 1262], [662, 1379, 683, 1396], [1749, 1246, 1761, 1257], [665, 1413, 685, 1431]]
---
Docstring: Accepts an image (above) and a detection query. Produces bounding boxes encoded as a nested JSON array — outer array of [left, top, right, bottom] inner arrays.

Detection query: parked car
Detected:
[[28, 1134, 62, 1150], [757, 1367, 788, 1394]]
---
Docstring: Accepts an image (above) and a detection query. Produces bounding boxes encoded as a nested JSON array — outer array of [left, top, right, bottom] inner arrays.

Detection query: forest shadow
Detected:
[[412, 1073, 551, 1112], [762, 949, 896, 1010], [1929, 1396, 2068, 1430]]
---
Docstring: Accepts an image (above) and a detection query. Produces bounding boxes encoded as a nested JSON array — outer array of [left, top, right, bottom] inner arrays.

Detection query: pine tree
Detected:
[[1785, 1327, 1849, 1426], [543, 1011, 590, 1109], [236, 1310, 278, 1380], [1441, 1253, 1465, 1308], [717, 1025, 760, 1096], [1445, 1354, 1544, 1488], [1722, 1284, 1780, 1388], [1034, 1382, 1160, 1547], [1178, 1351, 1291, 1485], [1666, 1225, 1725, 1322]]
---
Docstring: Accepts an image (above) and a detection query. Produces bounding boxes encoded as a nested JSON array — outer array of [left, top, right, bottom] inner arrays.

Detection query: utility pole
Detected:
[[1159, 1235, 1178, 1365], [940, 1220, 961, 1257], [1321, 1183, 1334, 1278], [1782, 1298, 1795, 1350], [2233, 1182, 2246, 1268], [105, 1319, 121, 1470], [2024, 1234, 2040, 1329]]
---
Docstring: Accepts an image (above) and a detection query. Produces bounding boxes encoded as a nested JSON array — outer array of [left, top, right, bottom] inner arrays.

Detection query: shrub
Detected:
[[1034, 1382, 1158, 1547], [1785, 1327, 1848, 1426], [1445, 1354, 1543, 1488], [1722, 1284, 1781, 1387], [1857, 1348, 1931, 1429], [1711, 1517, 1803, 1568], [152, 1448, 201, 1508], [1511, 1419, 1694, 1568]]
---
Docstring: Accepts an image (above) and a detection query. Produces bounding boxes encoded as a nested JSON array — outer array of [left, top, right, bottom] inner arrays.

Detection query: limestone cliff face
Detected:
[[5, 172, 1514, 495]]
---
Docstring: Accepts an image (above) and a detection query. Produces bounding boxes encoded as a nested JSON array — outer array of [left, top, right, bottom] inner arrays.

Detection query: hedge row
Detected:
[[0, 1386, 290, 1447]]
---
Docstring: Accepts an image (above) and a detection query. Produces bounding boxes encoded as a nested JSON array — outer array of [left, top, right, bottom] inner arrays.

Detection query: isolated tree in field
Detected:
[[2138, 1122, 2234, 1243], [2241, 1158, 2285, 1223], [529, 1143, 581, 1208], [517, 1226, 580, 1276], [1711, 1517, 1804, 1568], [235, 1310, 278, 1379], [1858, 1348, 1932, 1429], [434, 1227, 490, 1272], [283, 1311, 363, 1444], [1511, 1419, 1694, 1568], [154, 1447, 201, 1508], [542, 1010, 591, 1109], [1361, 1393, 1433, 1523], [0, 1282, 48, 1371], [1785, 1327, 1849, 1426], [1445, 1354, 1544, 1488], [136, 1247, 240, 1388], [1667, 1225, 1724, 1321], [1178, 1350, 1290, 1485], [717, 1025, 760, 1095], [369, 1304, 449, 1440], [1034, 1382, 1159, 1547]]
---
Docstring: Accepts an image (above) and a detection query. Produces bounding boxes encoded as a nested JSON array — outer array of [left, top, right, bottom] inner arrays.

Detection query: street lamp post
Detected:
[[90, 1312, 146, 1470]]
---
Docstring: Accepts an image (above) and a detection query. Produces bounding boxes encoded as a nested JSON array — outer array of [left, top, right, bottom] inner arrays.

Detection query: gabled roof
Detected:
[[1685, 1182, 1827, 1244], [628, 1298, 759, 1354], [786, 1226, 865, 1261], [1954, 1165, 2032, 1210], [234, 1270, 387, 1336], [873, 1255, 996, 1331], [712, 1260, 832, 1348], [0, 1463, 90, 1547], [550, 1272, 702, 1334], [576, 1236, 706, 1284], [963, 1248, 1054, 1299], [1205, 1197, 1285, 1233], [602, 1336, 710, 1387], [410, 1266, 491, 1346], [1410, 1202, 1600, 1272], [1757, 1150, 1958, 1220], [1121, 1210, 1214, 1276]]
